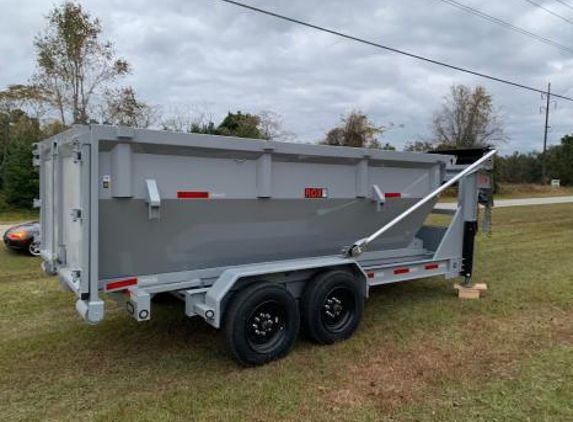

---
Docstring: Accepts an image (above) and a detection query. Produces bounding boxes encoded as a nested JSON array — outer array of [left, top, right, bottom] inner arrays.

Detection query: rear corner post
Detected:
[[86, 129, 105, 322]]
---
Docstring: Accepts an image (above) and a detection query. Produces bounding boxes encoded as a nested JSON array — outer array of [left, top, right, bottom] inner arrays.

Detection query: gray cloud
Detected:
[[1, 0, 572, 153]]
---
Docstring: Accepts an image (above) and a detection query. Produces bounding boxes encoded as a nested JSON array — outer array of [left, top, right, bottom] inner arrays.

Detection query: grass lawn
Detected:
[[0, 209, 39, 225], [440, 183, 573, 202], [493, 184, 573, 200], [1, 204, 572, 421]]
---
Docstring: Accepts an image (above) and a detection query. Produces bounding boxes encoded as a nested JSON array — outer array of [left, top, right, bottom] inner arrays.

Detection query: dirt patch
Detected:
[[323, 309, 573, 412]]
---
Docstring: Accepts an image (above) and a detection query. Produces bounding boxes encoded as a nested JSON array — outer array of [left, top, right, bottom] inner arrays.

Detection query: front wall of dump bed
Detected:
[[97, 137, 444, 280], [98, 197, 437, 279]]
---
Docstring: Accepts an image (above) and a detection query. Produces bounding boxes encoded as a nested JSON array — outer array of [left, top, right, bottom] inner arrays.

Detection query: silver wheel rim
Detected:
[[29, 241, 40, 256]]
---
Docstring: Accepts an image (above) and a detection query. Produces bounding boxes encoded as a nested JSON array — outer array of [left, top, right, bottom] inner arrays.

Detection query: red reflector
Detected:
[[367, 272, 375, 279], [385, 192, 402, 198], [106, 278, 138, 291], [177, 191, 209, 199], [393, 267, 410, 275], [425, 263, 439, 270]]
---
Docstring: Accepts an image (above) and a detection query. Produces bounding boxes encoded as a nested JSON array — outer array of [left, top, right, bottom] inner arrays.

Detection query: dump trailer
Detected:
[[36, 125, 495, 366]]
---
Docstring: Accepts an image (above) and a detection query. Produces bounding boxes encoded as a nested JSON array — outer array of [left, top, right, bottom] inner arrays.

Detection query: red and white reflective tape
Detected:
[[393, 267, 410, 275], [366, 262, 442, 282], [384, 192, 402, 199], [105, 277, 138, 292], [177, 191, 210, 199]]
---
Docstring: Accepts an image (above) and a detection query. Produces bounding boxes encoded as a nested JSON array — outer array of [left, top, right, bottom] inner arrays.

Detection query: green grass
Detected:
[[440, 183, 573, 202], [1, 204, 573, 421], [0, 209, 39, 224], [389, 344, 573, 422], [494, 183, 573, 200]]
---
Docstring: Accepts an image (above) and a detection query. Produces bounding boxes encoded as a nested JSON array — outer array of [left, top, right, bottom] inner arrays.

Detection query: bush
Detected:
[[3, 139, 38, 209]]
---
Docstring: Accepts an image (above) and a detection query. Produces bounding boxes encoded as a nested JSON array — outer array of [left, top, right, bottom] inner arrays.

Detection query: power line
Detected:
[[522, 0, 573, 25], [554, 0, 573, 11], [214, 0, 573, 101], [436, 0, 573, 54]]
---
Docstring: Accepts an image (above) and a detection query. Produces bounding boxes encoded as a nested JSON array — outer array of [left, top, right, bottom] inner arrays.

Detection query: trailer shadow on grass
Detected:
[[58, 274, 462, 378], [2, 269, 463, 381]]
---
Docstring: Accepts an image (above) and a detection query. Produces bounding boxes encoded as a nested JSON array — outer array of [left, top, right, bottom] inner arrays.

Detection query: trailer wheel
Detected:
[[301, 270, 363, 344], [224, 282, 300, 366]]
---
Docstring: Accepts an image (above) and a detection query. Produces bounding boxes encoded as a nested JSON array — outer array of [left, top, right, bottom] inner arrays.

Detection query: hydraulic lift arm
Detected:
[[346, 149, 497, 258]]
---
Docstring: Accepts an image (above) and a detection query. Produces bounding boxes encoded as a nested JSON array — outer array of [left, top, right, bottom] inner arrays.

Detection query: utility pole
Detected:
[[542, 82, 551, 184]]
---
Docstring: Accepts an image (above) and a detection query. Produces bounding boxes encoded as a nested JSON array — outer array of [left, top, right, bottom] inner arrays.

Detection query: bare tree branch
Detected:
[[32, 2, 130, 125], [432, 85, 507, 148]]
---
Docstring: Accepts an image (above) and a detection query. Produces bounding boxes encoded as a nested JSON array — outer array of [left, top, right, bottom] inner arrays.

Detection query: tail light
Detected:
[[7, 232, 27, 241]]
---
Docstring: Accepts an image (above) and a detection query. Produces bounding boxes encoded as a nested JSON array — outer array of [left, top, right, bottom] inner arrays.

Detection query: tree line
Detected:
[[1, 2, 571, 210], [0, 2, 283, 210], [495, 136, 573, 185]]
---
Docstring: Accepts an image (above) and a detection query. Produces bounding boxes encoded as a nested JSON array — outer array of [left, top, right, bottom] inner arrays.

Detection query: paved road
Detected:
[[0, 225, 11, 237], [437, 196, 573, 210]]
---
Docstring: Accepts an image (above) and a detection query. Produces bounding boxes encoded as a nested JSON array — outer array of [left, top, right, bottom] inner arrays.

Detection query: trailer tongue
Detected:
[[36, 125, 495, 366]]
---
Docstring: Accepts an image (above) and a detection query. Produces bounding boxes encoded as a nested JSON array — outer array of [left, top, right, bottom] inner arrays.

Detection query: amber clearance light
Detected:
[[7, 232, 27, 241]]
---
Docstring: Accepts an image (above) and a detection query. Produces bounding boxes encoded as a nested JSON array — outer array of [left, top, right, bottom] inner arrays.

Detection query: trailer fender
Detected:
[[193, 257, 367, 328]]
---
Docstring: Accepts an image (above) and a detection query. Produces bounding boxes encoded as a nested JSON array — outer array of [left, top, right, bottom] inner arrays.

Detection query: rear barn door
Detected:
[[40, 137, 90, 296]]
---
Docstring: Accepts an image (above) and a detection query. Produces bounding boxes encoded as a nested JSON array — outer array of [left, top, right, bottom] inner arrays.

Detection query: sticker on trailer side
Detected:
[[304, 187, 328, 198], [102, 175, 111, 189], [477, 172, 492, 189]]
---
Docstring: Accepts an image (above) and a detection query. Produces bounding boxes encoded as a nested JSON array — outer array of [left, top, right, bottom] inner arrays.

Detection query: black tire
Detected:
[[301, 270, 363, 344], [224, 282, 300, 366]]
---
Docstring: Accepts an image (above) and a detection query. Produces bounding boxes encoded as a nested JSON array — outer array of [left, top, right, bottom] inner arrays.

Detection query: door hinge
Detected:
[[52, 141, 59, 157], [71, 270, 81, 283], [32, 143, 41, 167], [71, 208, 82, 222], [72, 139, 82, 163]]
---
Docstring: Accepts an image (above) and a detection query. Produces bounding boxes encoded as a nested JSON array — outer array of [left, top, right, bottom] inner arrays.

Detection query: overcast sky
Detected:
[[1, 0, 572, 153]]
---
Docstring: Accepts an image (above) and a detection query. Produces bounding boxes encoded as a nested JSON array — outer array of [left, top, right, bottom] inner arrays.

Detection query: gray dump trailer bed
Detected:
[[37, 125, 495, 365]]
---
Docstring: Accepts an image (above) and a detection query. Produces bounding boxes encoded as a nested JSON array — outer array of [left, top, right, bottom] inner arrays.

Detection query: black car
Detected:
[[3, 221, 41, 256]]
